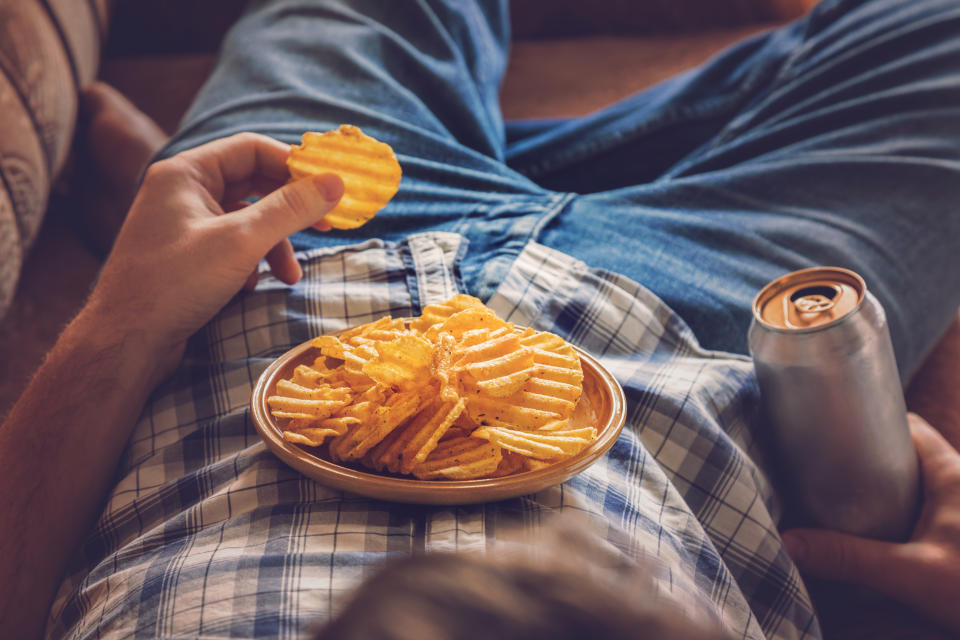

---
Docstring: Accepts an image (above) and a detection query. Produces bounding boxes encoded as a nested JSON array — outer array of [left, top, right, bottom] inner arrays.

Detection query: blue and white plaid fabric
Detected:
[[48, 233, 819, 639]]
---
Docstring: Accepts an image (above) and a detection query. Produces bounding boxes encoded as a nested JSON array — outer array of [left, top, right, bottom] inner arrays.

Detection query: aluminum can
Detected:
[[748, 267, 919, 539]]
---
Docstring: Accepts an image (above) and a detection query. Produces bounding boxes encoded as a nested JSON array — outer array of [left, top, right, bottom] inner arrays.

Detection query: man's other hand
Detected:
[[782, 413, 960, 634]]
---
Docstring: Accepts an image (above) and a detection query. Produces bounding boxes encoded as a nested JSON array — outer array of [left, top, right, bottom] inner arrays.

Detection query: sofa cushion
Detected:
[[0, 0, 106, 318]]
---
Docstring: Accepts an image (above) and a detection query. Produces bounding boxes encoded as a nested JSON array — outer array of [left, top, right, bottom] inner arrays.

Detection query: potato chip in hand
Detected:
[[287, 125, 401, 229]]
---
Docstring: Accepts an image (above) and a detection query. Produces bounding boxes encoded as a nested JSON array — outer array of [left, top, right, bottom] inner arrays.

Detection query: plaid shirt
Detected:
[[47, 232, 819, 639]]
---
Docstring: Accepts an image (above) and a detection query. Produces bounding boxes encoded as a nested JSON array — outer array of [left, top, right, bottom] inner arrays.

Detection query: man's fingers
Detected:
[[235, 173, 344, 244], [909, 413, 959, 467], [265, 239, 301, 285], [222, 176, 288, 208], [178, 132, 292, 201], [782, 529, 900, 588]]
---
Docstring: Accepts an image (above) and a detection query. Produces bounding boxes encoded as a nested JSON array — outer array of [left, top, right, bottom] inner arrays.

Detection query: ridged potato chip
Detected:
[[267, 381, 352, 420], [410, 294, 486, 334], [411, 436, 502, 480], [459, 325, 514, 348], [424, 307, 509, 342], [431, 332, 458, 401], [441, 411, 478, 441], [312, 335, 347, 360], [289, 363, 330, 387], [340, 316, 407, 343], [338, 385, 387, 425], [287, 125, 401, 229], [363, 334, 433, 391], [364, 397, 465, 474], [519, 328, 584, 412], [329, 389, 423, 462], [282, 415, 357, 447], [455, 330, 534, 399], [465, 392, 562, 431], [486, 450, 526, 478], [471, 425, 597, 460]]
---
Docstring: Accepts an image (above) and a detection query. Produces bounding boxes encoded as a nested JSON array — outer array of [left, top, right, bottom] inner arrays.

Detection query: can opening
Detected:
[[790, 285, 837, 303]]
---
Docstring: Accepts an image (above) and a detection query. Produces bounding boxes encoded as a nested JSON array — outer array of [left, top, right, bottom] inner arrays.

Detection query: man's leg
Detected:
[[518, 0, 960, 380], [157, 0, 572, 300], [907, 310, 960, 447]]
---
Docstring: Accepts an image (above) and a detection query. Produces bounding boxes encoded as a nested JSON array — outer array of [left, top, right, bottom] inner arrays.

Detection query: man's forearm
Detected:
[[0, 305, 165, 638], [0, 132, 342, 638], [907, 309, 960, 450]]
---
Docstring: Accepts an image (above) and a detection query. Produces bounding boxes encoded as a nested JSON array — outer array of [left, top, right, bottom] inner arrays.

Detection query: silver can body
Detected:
[[749, 290, 919, 540]]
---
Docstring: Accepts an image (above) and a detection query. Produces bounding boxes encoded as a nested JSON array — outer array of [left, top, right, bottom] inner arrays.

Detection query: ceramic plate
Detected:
[[251, 335, 626, 504]]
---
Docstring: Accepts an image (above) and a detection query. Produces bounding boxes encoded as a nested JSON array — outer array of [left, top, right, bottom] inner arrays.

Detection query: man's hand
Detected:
[[0, 133, 342, 639], [782, 413, 960, 634], [87, 132, 343, 377]]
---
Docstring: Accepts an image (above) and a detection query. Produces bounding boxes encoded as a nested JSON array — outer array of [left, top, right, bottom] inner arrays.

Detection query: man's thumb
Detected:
[[781, 529, 895, 587], [238, 174, 344, 241]]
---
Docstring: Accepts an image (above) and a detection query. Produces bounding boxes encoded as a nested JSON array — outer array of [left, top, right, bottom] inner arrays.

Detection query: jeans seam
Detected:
[[528, 191, 576, 243], [518, 87, 761, 181]]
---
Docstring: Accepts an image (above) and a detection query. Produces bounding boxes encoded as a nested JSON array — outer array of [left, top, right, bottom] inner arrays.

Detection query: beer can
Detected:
[[748, 267, 919, 540]]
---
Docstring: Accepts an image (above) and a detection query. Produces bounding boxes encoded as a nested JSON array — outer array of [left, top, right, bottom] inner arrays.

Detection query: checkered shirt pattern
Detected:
[[47, 232, 819, 639]]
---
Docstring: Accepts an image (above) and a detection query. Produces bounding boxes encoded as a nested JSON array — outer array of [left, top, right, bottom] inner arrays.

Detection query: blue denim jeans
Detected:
[[160, 0, 960, 381]]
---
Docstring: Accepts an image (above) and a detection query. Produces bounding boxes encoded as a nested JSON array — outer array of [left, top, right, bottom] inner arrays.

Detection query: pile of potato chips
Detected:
[[267, 295, 597, 480]]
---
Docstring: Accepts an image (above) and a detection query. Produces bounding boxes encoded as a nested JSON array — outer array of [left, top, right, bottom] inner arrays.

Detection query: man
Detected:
[[2, 0, 960, 637]]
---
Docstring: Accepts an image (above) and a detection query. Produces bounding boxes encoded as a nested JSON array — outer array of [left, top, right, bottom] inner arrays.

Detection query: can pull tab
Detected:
[[785, 285, 841, 328], [794, 292, 835, 314]]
